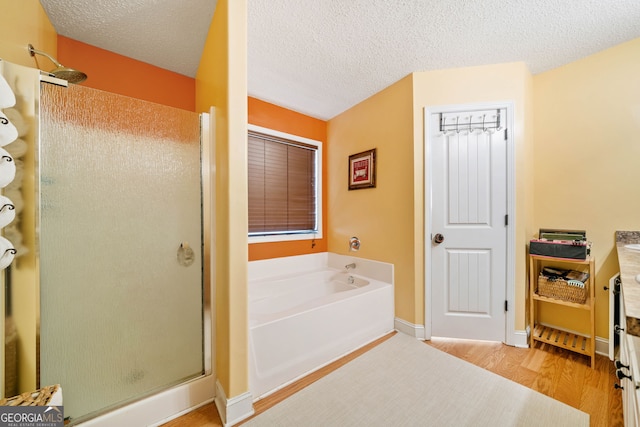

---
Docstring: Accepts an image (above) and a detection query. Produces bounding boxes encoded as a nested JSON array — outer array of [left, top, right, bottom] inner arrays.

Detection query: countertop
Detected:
[[616, 231, 640, 418], [616, 231, 640, 336]]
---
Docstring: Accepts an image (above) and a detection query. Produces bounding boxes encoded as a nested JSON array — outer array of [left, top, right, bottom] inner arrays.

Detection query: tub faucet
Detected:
[[345, 263, 356, 271]]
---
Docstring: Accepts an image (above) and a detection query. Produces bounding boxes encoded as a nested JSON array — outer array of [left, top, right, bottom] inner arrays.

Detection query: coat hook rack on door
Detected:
[[439, 109, 501, 133]]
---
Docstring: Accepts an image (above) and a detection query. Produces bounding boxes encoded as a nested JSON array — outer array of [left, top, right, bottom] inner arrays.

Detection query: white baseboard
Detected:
[[595, 336, 609, 357], [398, 317, 529, 347], [511, 327, 608, 355], [394, 317, 425, 339], [512, 329, 529, 348], [214, 380, 254, 427], [83, 375, 215, 427]]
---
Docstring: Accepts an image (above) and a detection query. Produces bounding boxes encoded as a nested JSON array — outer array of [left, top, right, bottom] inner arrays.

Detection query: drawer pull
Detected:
[[616, 369, 633, 381], [615, 360, 630, 370]]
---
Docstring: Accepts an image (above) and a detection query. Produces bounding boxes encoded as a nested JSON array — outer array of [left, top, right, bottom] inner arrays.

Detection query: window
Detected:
[[247, 124, 322, 242]]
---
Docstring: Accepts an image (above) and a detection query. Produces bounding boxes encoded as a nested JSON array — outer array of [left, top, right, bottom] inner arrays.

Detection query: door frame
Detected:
[[424, 101, 516, 345]]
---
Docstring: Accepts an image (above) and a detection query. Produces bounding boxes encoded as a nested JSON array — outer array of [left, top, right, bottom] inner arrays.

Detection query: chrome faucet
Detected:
[[345, 263, 356, 271]]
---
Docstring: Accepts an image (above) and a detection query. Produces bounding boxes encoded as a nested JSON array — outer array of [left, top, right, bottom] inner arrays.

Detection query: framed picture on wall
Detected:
[[348, 148, 376, 190]]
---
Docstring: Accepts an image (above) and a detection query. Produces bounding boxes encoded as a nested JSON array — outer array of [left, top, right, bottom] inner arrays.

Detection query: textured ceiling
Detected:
[[41, 0, 640, 120], [39, 0, 217, 79]]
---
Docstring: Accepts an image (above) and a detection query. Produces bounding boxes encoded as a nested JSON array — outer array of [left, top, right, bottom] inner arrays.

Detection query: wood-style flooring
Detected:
[[162, 333, 622, 427], [426, 337, 622, 427]]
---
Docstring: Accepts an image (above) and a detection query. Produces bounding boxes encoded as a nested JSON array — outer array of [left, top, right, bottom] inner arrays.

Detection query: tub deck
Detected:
[[248, 254, 394, 400]]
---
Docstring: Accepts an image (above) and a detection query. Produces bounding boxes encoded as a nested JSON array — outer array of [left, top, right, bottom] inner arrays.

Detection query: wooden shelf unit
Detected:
[[529, 254, 596, 368]]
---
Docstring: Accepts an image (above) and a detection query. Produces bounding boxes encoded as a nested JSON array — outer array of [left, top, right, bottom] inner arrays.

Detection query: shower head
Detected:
[[28, 44, 87, 84], [47, 66, 88, 84]]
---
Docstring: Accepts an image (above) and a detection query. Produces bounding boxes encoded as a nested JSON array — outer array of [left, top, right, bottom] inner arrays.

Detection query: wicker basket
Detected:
[[0, 384, 60, 406], [537, 273, 588, 304]]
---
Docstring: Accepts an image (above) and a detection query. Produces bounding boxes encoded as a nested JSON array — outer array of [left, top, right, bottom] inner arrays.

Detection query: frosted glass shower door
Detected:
[[39, 83, 204, 423]]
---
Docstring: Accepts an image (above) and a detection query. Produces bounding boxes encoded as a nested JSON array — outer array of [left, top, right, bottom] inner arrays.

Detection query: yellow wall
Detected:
[[328, 62, 534, 331], [0, 0, 252, 404], [327, 75, 415, 320], [533, 37, 640, 339], [0, 0, 56, 67], [196, 0, 249, 398], [0, 0, 57, 396], [413, 62, 534, 331], [3, 0, 636, 406]]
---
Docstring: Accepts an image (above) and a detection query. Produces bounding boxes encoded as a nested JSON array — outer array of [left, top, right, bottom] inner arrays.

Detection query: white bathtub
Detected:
[[248, 253, 394, 399]]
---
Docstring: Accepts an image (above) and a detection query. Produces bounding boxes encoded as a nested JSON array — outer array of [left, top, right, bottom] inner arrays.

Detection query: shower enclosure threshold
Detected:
[[78, 375, 215, 427]]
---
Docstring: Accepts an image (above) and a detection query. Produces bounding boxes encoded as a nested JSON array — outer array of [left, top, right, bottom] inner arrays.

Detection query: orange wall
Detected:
[[248, 97, 328, 260], [56, 36, 195, 111]]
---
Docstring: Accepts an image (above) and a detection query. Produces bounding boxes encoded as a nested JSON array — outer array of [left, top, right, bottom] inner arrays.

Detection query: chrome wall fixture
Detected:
[[349, 236, 360, 252], [28, 44, 87, 84]]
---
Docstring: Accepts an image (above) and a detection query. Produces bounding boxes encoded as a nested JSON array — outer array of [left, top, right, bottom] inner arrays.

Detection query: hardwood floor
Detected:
[[162, 333, 623, 426], [161, 334, 395, 427], [426, 338, 623, 427]]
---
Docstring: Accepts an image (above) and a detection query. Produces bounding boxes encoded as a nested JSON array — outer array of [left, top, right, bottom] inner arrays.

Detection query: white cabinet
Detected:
[[618, 285, 640, 426]]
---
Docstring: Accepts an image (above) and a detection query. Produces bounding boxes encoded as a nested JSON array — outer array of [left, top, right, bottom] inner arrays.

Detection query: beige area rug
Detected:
[[244, 333, 589, 426]]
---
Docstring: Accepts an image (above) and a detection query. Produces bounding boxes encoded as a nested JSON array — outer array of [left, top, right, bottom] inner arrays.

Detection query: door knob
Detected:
[[433, 233, 445, 244]]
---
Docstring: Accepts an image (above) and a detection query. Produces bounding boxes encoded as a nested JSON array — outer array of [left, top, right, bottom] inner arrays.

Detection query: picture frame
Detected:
[[348, 148, 376, 190]]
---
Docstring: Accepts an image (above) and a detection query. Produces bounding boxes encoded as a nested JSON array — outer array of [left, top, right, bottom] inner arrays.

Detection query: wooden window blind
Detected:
[[248, 131, 317, 235]]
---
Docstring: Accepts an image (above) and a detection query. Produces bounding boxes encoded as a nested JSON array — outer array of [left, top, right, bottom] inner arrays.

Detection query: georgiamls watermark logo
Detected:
[[0, 405, 64, 427]]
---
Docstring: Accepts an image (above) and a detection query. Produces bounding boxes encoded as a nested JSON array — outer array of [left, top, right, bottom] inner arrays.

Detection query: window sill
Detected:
[[248, 232, 322, 244]]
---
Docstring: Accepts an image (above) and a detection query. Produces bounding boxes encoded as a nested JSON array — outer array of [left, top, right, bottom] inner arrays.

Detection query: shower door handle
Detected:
[[433, 233, 445, 244]]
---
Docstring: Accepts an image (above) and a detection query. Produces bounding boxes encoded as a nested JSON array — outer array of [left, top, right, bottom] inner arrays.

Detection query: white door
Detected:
[[429, 108, 508, 342]]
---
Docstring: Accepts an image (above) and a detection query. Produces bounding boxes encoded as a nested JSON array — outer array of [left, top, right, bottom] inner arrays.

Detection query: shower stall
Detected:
[[0, 59, 214, 425]]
